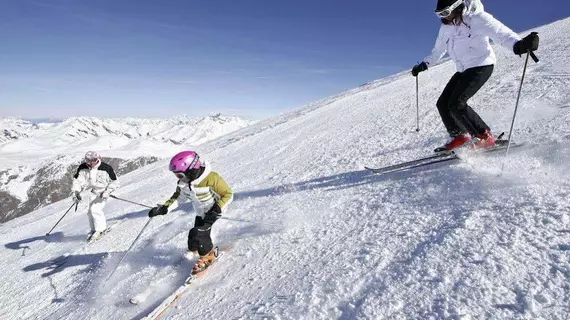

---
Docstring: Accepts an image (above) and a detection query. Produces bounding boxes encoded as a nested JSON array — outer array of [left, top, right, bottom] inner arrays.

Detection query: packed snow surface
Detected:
[[1, 18, 569, 320]]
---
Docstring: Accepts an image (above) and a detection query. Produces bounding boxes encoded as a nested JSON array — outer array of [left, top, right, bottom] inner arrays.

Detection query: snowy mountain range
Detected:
[[0, 114, 253, 222], [0, 114, 252, 146], [1, 17, 569, 320]]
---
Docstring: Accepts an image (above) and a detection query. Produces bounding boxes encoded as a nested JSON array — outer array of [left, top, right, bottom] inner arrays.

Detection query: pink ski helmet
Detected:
[[169, 151, 201, 173]]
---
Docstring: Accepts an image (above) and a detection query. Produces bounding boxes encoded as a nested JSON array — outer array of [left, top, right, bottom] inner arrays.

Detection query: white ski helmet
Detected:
[[84, 151, 101, 166]]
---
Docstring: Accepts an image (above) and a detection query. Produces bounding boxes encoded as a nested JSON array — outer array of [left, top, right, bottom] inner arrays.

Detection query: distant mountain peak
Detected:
[[0, 115, 254, 145]]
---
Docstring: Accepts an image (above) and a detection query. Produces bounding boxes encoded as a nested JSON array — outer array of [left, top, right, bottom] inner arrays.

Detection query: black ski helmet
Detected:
[[436, 0, 464, 11]]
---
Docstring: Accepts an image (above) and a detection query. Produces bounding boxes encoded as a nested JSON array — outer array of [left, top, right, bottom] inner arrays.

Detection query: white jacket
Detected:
[[423, 0, 521, 72], [72, 161, 119, 195]]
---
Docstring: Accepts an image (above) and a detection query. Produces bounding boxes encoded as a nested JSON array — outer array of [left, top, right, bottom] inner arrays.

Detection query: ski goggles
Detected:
[[173, 171, 186, 179], [85, 157, 99, 166], [435, 0, 464, 18]]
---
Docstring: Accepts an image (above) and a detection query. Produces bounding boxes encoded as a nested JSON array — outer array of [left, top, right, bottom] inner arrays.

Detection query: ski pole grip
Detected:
[[528, 32, 539, 63], [529, 51, 539, 63]]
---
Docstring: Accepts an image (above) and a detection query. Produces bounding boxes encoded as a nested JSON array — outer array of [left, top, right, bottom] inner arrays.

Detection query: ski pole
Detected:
[[106, 218, 152, 282], [110, 195, 153, 208], [219, 216, 281, 227], [501, 49, 537, 171], [415, 75, 420, 132], [46, 202, 78, 236]]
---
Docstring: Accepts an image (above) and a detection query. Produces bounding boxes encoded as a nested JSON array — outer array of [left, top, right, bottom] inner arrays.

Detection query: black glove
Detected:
[[513, 32, 539, 55], [72, 191, 82, 203], [148, 205, 168, 218], [203, 203, 222, 225], [411, 62, 428, 77]]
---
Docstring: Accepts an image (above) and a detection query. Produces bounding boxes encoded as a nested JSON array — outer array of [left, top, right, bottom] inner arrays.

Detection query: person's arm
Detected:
[[101, 163, 119, 196], [423, 25, 448, 67], [149, 184, 186, 217], [163, 183, 187, 212], [71, 163, 89, 193], [472, 12, 521, 50], [202, 172, 233, 225], [210, 173, 233, 212]]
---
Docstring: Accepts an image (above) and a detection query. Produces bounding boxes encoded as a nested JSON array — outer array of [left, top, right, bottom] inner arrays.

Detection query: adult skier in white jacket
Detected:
[[412, 0, 539, 151], [71, 151, 119, 241]]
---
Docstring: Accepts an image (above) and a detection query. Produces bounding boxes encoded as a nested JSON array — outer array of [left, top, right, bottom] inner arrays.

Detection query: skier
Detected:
[[71, 151, 119, 242], [147, 151, 233, 274], [411, 0, 539, 151]]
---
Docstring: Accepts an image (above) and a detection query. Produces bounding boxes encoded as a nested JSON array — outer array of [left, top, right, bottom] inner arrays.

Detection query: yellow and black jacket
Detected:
[[162, 161, 233, 217]]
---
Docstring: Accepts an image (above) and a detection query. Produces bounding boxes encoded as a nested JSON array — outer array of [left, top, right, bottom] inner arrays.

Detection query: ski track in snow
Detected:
[[1, 18, 570, 320]]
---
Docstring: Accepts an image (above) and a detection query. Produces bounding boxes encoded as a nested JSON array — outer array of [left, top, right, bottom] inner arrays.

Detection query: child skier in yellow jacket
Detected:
[[148, 150, 233, 273]]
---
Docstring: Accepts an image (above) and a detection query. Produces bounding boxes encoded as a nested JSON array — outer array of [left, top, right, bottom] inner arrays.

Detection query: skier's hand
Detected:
[[203, 203, 222, 225], [100, 191, 110, 199], [148, 205, 168, 218], [411, 62, 428, 77], [513, 32, 539, 55], [204, 212, 220, 225], [72, 191, 82, 203]]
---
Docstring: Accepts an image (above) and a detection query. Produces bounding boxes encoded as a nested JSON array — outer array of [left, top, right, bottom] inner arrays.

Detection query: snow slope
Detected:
[[1, 18, 569, 320]]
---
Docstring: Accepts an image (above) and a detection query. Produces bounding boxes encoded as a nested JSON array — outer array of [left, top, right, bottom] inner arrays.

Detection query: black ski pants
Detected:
[[436, 65, 494, 137], [188, 216, 214, 256]]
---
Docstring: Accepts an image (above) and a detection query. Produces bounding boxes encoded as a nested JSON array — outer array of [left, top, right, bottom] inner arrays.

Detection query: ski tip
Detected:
[[130, 293, 148, 305], [364, 166, 387, 174]]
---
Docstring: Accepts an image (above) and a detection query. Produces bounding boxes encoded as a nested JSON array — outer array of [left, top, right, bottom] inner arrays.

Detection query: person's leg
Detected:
[[447, 65, 494, 136], [87, 209, 95, 233], [88, 197, 108, 232], [436, 72, 464, 137], [187, 217, 217, 273], [187, 217, 214, 256]]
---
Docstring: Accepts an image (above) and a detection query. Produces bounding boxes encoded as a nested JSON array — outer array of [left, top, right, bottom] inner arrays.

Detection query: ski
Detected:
[[129, 270, 179, 305], [139, 248, 226, 320], [365, 151, 455, 174], [365, 140, 522, 174], [86, 219, 122, 243], [128, 255, 187, 305], [129, 287, 154, 306]]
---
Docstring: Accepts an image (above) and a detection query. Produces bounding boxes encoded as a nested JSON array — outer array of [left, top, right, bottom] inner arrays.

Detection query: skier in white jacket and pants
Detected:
[[412, 0, 539, 152], [71, 151, 119, 241]]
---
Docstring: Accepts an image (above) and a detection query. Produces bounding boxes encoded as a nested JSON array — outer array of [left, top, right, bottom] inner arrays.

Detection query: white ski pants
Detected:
[[88, 196, 108, 232]]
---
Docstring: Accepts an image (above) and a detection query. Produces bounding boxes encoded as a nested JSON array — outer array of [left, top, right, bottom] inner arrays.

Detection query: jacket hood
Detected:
[[464, 0, 484, 15], [190, 160, 211, 185]]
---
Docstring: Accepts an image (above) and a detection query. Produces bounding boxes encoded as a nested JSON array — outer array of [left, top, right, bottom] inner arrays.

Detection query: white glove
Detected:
[[100, 191, 110, 199]]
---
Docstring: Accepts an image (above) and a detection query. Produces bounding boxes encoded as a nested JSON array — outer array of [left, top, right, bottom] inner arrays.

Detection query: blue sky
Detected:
[[0, 0, 568, 120]]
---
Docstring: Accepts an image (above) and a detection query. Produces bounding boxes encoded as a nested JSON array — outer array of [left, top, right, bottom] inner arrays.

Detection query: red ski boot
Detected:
[[472, 130, 496, 149], [444, 133, 472, 151]]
